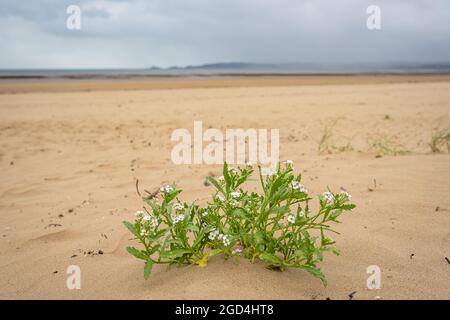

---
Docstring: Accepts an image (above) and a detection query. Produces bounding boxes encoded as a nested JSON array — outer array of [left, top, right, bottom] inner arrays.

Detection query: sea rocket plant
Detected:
[[123, 161, 355, 285]]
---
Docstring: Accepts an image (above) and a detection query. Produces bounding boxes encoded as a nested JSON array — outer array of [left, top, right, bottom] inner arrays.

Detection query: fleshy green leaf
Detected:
[[259, 253, 282, 266], [123, 221, 140, 238], [207, 176, 225, 195], [126, 246, 148, 260], [209, 249, 222, 257], [160, 249, 191, 260], [144, 260, 153, 279]]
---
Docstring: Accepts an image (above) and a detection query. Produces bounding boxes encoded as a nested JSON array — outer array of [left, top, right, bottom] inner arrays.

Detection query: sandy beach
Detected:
[[0, 75, 449, 300]]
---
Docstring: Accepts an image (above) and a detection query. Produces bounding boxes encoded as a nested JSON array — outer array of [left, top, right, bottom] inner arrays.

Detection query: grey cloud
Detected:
[[0, 0, 449, 68]]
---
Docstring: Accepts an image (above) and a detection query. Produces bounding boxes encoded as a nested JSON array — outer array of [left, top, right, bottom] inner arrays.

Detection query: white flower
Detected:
[[246, 161, 253, 167], [222, 235, 230, 246], [267, 169, 277, 177], [160, 185, 174, 193], [292, 181, 308, 193], [143, 215, 151, 221], [287, 214, 296, 224], [135, 210, 145, 217], [340, 190, 352, 200], [218, 176, 224, 182], [140, 230, 148, 237], [285, 160, 294, 166], [232, 245, 243, 254], [149, 217, 158, 229], [216, 194, 225, 202], [298, 210, 305, 217], [230, 191, 241, 199], [228, 167, 238, 174], [208, 229, 220, 241], [229, 199, 239, 208], [173, 203, 183, 211], [171, 214, 185, 225], [200, 208, 208, 217], [323, 191, 334, 204], [218, 234, 223, 240]]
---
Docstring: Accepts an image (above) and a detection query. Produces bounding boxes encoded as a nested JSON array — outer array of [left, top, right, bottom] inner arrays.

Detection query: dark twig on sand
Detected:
[[144, 189, 159, 200], [348, 291, 357, 300], [135, 179, 141, 196]]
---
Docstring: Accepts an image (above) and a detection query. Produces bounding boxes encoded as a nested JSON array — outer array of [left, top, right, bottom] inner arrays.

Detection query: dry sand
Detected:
[[0, 76, 449, 299]]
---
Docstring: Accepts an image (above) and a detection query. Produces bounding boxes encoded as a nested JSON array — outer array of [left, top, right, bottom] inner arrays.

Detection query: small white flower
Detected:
[[232, 245, 243, 254], [208, 229, 220, 241], [340, 190, 352, 200], [221, 234, 230, 246], [160, 185, 174, 193], [216, 194, 225, 202], [135, 210, 145, 217], [323, 191, 334, 203], [218, 234, 223, 240], [228, 167, 238, 174], [285, 160, 294, 165], [200, 208, 208, 217], [298, 210, 305, 217], [140, 230, 148, 236], [230, 191, 241, 199], [171, 214, 184, 225], [287, 214, 296, 224], [267, 169, 277, 177], [218, 175, 224, 182], [173, 203, 183, 211], [291, 181, 300, 190], [246, 161, 253, 167], [229, 199, 239, 208], [143, 215, 151, 221], [149, 217, 158, 229]]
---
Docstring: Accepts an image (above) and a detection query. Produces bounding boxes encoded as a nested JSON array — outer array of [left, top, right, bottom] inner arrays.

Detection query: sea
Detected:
[[1, 62, 450, 80]]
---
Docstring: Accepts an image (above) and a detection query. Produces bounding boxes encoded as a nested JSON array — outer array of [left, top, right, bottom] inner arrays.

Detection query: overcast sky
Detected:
[[0, 0, 449, 69]]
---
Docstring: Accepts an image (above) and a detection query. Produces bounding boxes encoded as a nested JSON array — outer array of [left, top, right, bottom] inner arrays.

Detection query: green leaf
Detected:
[[187, 224, 199, 232], [341, 204, 356, 210], [232, 209, 247, 219], [259, 253, 282, 265], [330, 209, 343, 221], [144, 260, 153, 279], [123, 221, 140, 238], [207, 176, 225, 195], [164, 190, 182, 203], [144, 200, 159, 213], [126, 246, 148, 260], [255, 231, 266, 244], [303, 266, 327, 287], [209, 248, 222, 257], [160, 249, 191, 260], [294, 249, 306, 259], [223, 162, 231, 194]]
